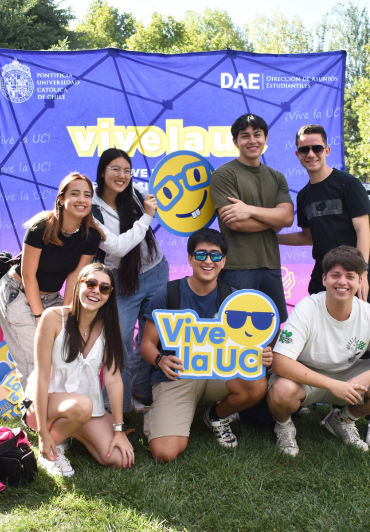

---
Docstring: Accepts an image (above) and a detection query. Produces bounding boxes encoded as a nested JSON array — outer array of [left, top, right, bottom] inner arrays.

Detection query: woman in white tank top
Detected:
[[23, 263, 134, 476]]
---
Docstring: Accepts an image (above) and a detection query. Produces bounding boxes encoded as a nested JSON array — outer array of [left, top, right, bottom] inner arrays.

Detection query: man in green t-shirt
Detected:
[[210, 113, 294, 324]]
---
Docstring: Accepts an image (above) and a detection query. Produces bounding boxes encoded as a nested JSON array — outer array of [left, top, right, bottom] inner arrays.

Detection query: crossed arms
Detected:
[[218, 197, 294, 233]]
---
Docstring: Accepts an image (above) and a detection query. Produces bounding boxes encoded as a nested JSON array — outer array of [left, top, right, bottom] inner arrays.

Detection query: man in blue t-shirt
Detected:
[[141, 227, 273, 462]]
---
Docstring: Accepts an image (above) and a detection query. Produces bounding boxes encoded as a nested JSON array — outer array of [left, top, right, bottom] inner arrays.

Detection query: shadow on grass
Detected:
[[2, 405, 370, 532]]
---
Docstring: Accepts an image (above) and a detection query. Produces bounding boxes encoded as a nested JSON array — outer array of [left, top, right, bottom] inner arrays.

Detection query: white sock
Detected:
[[338, 405, 360, 422], [276, 417, 292, 428]]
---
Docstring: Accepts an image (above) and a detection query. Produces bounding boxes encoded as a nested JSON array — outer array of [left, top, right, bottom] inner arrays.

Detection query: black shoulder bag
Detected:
[[0, 428, 38, 487]]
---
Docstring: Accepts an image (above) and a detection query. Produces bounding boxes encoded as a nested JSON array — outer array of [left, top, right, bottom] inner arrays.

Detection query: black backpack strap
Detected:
[[91, 204, 104, 224], [217, 280, 233, 306], [166, 279, 182, 310], [0, 427, 21, 457]]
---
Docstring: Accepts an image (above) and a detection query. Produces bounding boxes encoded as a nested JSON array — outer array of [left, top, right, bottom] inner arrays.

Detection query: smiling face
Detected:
[[188, 241, 226, 284], [222, 292, 277, 348], [323, 264, 361, 305], [295, 133, 331, 174], [79, 271, 112, 312], [59, 179, 92, 220], [102, 156, 132, 195], [150, 152, 216, 236], [233, 126, 267, 166]]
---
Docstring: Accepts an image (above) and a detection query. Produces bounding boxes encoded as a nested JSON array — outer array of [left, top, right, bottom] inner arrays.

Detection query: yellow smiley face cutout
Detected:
[[221, 290, 278, 348], [149, 151, 216, 236]]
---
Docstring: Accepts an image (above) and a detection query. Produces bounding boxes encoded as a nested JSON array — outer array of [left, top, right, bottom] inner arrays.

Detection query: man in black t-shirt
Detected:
[[278, 124, 370, 301]]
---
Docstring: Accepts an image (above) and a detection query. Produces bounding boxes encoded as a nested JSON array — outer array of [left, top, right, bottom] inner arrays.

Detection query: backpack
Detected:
[[0, 427, 38, 488], [157, 278, 233, 358]]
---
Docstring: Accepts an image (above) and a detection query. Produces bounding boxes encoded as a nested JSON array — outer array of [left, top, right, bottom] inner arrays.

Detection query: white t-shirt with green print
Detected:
[[274, 292, 370, 376]]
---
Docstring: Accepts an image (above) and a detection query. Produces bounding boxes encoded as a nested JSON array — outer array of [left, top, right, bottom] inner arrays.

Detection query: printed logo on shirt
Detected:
[[279, 330, 293, 344], [304, 199, 342, 220], [347, 337, 366, 362]]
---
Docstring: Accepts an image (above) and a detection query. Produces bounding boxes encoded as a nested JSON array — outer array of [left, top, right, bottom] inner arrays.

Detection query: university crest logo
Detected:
[[0, 58, 34, 103]]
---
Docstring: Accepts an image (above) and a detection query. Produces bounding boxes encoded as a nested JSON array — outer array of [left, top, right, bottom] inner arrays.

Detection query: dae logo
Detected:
[[0, 58, 34, 103], [153, 290, 279, 380], [149, 151, 217, 236]]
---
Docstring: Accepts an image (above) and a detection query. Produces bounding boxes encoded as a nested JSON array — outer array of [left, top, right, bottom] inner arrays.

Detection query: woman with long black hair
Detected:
[[23, 262, 134, 476], [92, 148, 169, 412], [0, 173, 104, 390]]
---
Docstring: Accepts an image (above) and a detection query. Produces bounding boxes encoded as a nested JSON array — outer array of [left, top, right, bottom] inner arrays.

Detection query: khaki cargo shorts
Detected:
[[268, 359, 370, 407], [143, 378, 229, 442]]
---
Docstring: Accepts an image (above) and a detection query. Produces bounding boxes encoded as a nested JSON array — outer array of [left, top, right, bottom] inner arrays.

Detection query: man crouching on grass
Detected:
[[140, 228, 273, 462], [267, 245, 370, 457]]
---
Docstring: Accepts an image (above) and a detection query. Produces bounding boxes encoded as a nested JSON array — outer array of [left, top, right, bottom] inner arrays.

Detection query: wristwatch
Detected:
[[113, 422, 128, 432], [155, 353, 164, 367]]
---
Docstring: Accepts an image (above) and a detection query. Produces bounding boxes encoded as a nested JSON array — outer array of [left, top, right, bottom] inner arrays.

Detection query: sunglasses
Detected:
[[297, 145, 325, 156], [82, 278, 113, 295], [225, 310, 275, 330], [190, 251, 224, 262]]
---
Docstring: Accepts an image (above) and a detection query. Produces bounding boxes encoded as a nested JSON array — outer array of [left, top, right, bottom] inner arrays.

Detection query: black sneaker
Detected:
[[203, 407, 238, 448]]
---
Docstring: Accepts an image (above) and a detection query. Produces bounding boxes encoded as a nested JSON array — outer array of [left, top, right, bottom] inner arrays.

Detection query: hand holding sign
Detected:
[[149, 151, 216, 236], [153, 290, 279, 381]]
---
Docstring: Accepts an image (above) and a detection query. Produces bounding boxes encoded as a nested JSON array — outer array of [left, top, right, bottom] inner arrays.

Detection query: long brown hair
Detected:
[[96, 149, 158, 296], [25, 173, 105, 246], [63, 263, 124, 373]]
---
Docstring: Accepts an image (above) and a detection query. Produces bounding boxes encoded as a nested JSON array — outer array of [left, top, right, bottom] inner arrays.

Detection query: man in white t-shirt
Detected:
[[267, 245, 370, 456]]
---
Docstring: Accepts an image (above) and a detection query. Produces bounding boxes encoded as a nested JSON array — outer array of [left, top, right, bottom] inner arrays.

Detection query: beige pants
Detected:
[[144, 378, 229, 442], [0, 271, 63, 390], [268, 358, 370, 407]]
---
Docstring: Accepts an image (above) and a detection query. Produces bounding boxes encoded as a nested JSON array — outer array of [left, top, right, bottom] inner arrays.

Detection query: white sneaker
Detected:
[[39, 445, 75, 477], [58, 438, 72, 451], [324, 408, 368, 451], [204, 407, 238, 448], [274, 420, 299, 457], [366, 420, 370, 447], [131, 396, 153, 414]]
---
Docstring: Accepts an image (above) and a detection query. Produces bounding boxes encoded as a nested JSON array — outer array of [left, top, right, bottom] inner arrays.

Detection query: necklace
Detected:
[[61, 224, 81, 236], [79, 326, 89, 338]]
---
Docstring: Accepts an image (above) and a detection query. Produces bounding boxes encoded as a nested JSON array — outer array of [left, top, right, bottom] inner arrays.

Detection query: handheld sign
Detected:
[[149, 150, 216, 236], [153, 290, 279, 381]]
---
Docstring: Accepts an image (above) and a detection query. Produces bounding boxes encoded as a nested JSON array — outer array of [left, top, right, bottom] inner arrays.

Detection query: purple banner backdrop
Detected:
[[0, 49, 346, 313]]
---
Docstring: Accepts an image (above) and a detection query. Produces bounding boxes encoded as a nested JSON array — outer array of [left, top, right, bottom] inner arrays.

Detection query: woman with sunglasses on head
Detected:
[[92, 148, 169, 412], [22, 263, 134, 476], [0, 173, 104, 390]]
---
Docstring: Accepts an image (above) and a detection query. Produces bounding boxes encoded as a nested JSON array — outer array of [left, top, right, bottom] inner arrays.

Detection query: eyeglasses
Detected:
[[153, 162, 212, 211], [297, 145, 325, 156], [190, 251, 224, 262], [225, 310, 275, 330], [82, 278, 113, 295], [107, 166, 131, 177]]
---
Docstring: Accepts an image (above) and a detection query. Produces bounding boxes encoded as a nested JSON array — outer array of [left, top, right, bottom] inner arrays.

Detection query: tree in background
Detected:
[[248, 12, 313, 54], [73, 0, 135, 49], [0, 0, 75, 50], [316, 0, 370, 86], [315, 1, 370, 179], [183, 9, 251, 52], [126, 13, 187, 53], [347, 45, 370, 179]]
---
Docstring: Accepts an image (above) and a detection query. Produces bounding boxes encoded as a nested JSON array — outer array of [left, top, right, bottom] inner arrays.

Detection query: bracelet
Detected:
[[34, 313, 43, 318]]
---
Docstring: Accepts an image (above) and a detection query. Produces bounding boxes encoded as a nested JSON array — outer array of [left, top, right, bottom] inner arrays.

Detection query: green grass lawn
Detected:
[[1, 404, 370, 532]]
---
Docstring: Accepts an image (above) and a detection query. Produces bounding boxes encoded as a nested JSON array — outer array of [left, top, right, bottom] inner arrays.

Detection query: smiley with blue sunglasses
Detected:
[[221, 290, 279, 348], [149, 151, 217, 236]]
